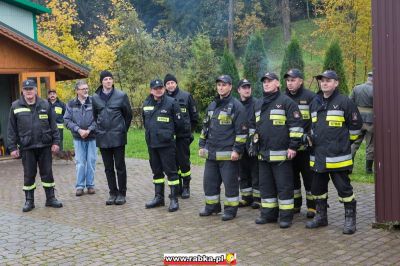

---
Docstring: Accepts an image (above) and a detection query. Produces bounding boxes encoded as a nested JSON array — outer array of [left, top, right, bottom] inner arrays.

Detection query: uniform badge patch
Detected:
[[352, 112, 358, 120], [160, 109, 167, 113], [293, 111, 300, 118], [333, 104, 339, 109], [300, 100, 307, 104], [276, 104, 282, 108]]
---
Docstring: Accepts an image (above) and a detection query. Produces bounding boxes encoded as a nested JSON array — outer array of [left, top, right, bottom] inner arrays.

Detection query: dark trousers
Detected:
[[239, 153, 259, 200], [100, 146, 127, 196], [148, 145, 179, 183], [311, 171, 355, 202], [203, 160, 239, 207], [176, 137, 191, 179], [22, 147, 54, 190], [259, 160, 294, 222], [293, 151, 315, 210], [58, 129, 64, 151]]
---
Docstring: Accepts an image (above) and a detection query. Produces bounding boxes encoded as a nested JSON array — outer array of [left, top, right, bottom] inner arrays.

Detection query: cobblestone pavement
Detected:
[[0, 158, 400, 265]]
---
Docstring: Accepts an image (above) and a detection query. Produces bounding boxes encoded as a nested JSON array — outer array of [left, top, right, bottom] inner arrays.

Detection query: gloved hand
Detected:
[[248, 133, 259, 157]]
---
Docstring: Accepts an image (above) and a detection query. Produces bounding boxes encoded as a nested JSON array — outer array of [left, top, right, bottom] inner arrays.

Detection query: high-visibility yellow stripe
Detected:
[[289, 132, 303, 138], [312, 117, 317, 123], [235, 135, 247, 143], [153, 178, 165, 184], [306, 194, 314, 200], [224, 201, 239, 207], [270, 155, 286, 161], [180, 107, 187, 113], [143, 106, 154, 111], [314, 193, 328, 200], [39, 114, 48, 119], [300, 110, 310, 119], [339, 194, 355, 203], [261, 202, 278, 208], [57, 124, 64, 129], [206, 199, 219, 204], [14, 108, 31, 114], [329, 121, 343, 127], [42, 182, 55, 188], [270, 114, 287, 121], [349, 134, 359, 140], [326, 159, 353, 169], [23, 183, 36, 190], [180, 170, 191, 177], [326, 115, 345, 122], [216, 151, 231, 161], [273, 120, 285, 125], [168, 179, 180, 186], [54, 106, 63, 114], [157, 117, 170, 122], [256, 116, 260, 122], [279, 204, 294, 210]]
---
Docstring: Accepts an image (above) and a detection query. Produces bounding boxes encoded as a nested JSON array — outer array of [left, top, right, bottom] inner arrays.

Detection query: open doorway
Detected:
[[0, 74, 19, 156]]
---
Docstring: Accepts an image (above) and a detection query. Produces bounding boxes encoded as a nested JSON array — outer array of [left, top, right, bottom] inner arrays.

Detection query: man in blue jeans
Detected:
[[64, 80, 97, 196]]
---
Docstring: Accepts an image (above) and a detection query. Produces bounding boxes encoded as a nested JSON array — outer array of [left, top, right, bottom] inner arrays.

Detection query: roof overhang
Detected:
[[0, 21, 90, 81], [1, 0, 51, 15]]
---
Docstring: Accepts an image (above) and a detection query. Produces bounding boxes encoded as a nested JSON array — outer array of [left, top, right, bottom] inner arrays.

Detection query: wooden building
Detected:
[[0, 0, 89, 153]]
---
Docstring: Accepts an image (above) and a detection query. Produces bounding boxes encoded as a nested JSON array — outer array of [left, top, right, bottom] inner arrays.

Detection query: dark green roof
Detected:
[[1, 0, 51, 15]]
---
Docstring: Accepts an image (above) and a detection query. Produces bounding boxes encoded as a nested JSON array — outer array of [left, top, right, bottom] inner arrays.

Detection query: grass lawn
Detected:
[[64, 128, 373, 183]]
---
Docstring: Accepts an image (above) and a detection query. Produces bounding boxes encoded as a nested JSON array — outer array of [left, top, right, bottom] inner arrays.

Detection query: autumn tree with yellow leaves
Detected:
[[311, 0, 372, 88]]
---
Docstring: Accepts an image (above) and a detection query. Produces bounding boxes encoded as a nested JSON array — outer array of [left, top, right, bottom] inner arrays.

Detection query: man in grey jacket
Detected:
[[92, 71, 133, 205], [350, 72, 374, 173], [64, 80, 97, 196]]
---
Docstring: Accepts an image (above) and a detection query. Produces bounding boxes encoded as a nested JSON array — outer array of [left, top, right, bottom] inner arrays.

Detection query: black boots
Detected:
[[221, 206, 238, 221], [306, 199, 328, 229], [181, 178, 190, 199], [106, 194, 117, 205], [44, 187, 63, 208], [115, 193, 126, 205], [145, 184, 165, 208], [366, 160, 373, 174], [239, 196, 253, 207], [22, 190, 35, 212], [199, 203, 222, 216], [255, 208, 278, 224], [168, 185, 179, 212], [343, 200, 357, 234]]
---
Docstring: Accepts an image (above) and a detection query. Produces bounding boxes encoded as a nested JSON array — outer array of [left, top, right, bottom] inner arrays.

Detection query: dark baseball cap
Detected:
[[315, 70, 338, 81], [48, 89, 57, 94], [284, 69, 304, 79], [22, 79, 37, 89], [260, 72, 279, 82], [150, 79, 164, 89], [237, 79, 251, 88], [216, 75, 232, 84]]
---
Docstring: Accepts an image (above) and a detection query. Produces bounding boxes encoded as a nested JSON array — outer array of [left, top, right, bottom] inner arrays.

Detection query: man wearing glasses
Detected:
[[64, 80, 97, 196]]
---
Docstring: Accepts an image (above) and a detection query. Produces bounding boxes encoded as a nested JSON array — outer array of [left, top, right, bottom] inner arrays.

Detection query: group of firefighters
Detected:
[[7, 67, 373, 235]]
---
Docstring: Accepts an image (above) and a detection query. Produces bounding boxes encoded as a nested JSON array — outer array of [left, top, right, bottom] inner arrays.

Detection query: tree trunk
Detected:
[[306, 0, 310, 20], [281, 0, 291, 44], [228, 0, 234, 54]]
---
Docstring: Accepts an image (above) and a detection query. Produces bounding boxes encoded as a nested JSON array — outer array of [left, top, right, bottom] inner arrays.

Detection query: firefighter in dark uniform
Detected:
[[144, 79, 183, 212], [199, 75, 247, 221], [236, 79, 260, 209], [350, 72, 374, 173], [306, 70, 363, 234], [48, 89, 66, 150], [250, 72, 303, 229], [284, 69, 316, 218], [7, 79, 63, 212], [164, 74, 199, 198]]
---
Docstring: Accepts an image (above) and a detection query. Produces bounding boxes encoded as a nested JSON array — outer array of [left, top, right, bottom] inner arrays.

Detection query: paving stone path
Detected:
[[0, 158, 399, 265]]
